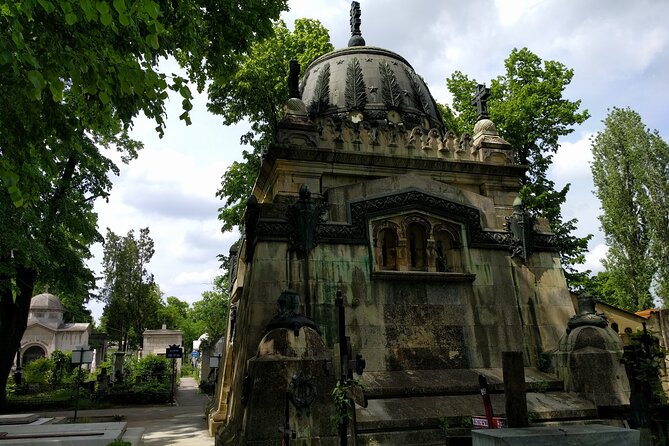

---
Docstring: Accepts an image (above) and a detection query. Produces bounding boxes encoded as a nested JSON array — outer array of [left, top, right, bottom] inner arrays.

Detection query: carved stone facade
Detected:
[[210, 8, 612, 445]]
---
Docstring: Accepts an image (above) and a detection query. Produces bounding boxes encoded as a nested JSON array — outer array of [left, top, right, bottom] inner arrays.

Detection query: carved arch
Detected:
[[373, 221, 400, 270], [434, 223, 463, 273]]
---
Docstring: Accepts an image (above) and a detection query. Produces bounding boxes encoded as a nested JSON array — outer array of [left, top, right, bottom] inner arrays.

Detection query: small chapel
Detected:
[[18, 292, 91, 366], [209, 3, 636, 445]]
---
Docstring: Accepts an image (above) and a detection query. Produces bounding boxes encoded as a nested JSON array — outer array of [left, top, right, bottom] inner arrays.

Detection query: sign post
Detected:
[[71, 346, 94, 423], [166, 344, 183, 404]]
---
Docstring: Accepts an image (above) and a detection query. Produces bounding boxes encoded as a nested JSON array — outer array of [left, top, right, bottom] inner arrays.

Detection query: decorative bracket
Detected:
[[286, 184, 326, 253], [505, 198, 534, 262]]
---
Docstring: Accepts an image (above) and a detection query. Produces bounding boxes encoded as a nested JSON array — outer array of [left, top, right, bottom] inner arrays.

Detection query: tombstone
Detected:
[[555, 293, 630, 407], [113, 351, 125, 383]]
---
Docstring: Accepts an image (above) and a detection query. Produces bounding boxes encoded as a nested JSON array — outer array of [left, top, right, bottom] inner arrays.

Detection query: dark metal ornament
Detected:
[[471, 83, 491, 121], [288, 374, 317, 409], [348, 1, 366, 47]]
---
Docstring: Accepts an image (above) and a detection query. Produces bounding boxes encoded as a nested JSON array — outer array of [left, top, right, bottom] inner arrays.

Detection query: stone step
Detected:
[[358, 368, 563, 399], [356, 392, 597, 432], [357, 428, 471, 446]]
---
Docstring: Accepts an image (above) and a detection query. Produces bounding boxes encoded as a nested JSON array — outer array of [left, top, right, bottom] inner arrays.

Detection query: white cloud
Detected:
[[579, 242, 608, 274], [86, 0, 669, 320], [494, 0, 544, 27], [172, 269, 220, 287], [549, 133, 594, 184]]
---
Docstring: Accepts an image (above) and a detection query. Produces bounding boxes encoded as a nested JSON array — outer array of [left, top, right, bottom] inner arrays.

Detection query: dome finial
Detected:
[[348, 1, 366, 47]]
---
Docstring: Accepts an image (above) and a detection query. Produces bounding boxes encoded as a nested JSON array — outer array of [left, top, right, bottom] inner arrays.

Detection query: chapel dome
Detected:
[[299, 45, 444, 132], [30, 293, 64, 312]]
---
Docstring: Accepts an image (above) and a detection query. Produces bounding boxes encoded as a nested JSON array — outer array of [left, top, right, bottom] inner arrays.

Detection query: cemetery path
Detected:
[[43, 376, 214, 445]]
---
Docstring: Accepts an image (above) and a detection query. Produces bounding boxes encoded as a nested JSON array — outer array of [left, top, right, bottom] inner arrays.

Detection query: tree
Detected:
[[0, 0, 287, 407], [590, 107, 669, 310], [209, 18, 333, 232], [158, 296, 201, 354], [445, 48, 591, 285], [100, 228, 161, 349], [192, 275, 230, 345]]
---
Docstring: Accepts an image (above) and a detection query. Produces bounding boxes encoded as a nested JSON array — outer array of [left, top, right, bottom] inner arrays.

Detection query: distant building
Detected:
[[18, 293, 91, 366], [142, 325, 183, 374]]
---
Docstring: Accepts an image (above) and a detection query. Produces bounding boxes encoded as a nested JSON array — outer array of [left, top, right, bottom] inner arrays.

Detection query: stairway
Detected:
[[354, 368, 601, 445]]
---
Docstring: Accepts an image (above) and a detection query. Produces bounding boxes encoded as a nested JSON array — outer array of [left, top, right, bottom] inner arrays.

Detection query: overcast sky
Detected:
[[87, 0, 669, 319]]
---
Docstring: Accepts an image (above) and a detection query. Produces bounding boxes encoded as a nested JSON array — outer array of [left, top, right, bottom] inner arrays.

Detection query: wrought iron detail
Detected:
[[246, 189, 560, 257], [505, 200, 534, 261], [472, 84, 491, 122], [288, 374, 317, 409], [286, 185, 327, 253], [288, 59, 301, 99], [348, 1, 365, 47]]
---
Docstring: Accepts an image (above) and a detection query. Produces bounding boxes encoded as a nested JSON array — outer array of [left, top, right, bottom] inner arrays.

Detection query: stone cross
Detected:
[[471, 83, 491, 121], [348, 1, 366, 47]]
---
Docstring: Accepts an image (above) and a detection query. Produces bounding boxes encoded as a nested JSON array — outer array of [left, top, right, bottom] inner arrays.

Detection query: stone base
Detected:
[[472, 425, 639, 446], [209, 418, 225, 437], [0, 421, 143, 445]]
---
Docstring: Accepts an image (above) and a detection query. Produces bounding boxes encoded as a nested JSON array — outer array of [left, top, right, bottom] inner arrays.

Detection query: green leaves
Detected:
[[96, 1, 112, 26], [210, 18, 333, 232], [590, 107, 669, 310], [446, 48, 590, 286], [27, 70, 45, 98], [0, 168, 24, 207]]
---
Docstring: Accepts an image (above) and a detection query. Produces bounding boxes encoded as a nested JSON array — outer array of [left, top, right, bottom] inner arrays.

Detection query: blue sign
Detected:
[[191, 351, 200, 358], [165, 345, 183, 359]]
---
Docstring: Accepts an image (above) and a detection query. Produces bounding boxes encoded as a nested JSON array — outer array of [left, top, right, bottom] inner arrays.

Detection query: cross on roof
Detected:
[[471, 84, 491, 121]]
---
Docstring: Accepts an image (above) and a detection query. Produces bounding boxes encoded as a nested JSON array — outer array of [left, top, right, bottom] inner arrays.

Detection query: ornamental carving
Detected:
[[245, 190, 559, 260], [309, 62, 331, 115], [345, 58, 367, 111], [379, 60, 402, 109]]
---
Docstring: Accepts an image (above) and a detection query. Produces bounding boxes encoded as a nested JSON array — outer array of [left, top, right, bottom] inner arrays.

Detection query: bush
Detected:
[[50, 350, 70, 388], [180, 361, 195, 377], [23, 358, 54, 387], [107, 381, 171, 404], [133, 355, 169, 384]]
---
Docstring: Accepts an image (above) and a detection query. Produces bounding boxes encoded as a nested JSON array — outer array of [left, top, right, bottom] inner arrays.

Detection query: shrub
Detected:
[[23, 358, 54, 387], [132, 355, 170, 385], [50, 350, 69, 388]]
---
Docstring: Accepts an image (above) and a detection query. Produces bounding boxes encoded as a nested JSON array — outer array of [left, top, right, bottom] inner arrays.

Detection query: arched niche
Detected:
[[23, 345, 46, 365], [434, 223, 462, 272], [404, 217, 429, 271], [373, 222, 399, 270]]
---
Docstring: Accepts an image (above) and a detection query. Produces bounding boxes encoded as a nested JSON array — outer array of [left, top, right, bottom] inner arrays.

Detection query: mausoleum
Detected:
[[210, 3, 635, 444], [18, 292, 91, 366]]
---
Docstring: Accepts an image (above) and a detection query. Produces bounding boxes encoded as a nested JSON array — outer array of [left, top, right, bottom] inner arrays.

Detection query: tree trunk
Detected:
[[0, 266, 37, 408]]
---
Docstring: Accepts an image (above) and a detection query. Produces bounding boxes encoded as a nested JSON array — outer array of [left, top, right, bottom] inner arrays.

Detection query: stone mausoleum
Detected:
[[18, 292, 91, 366], [210, 4, 634, 445]]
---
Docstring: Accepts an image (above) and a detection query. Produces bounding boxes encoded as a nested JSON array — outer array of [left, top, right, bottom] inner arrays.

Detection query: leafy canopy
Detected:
[[210, 18, 334, 232], [100, 228, 161, 349], [590, 107, 669, 310], [0, 0, 287, 407], [445, 48, 591, 285]]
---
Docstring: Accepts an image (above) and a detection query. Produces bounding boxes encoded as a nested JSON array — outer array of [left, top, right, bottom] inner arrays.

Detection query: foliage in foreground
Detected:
[[0, 0, 288, 408]]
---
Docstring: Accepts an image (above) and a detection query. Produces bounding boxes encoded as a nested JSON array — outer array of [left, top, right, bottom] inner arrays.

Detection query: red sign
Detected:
[[472, 416, 506, 429]]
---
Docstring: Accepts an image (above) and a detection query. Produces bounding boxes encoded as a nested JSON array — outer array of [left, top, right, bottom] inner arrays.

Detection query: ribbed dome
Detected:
[[30, 293, 64, 312], [300, 46, 444, 131]]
